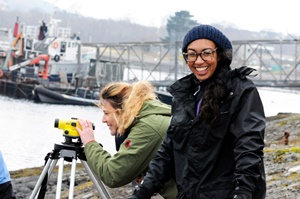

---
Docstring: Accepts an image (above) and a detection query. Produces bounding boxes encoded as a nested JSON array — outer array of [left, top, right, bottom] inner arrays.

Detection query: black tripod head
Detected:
[[63, 136, 83, 147]]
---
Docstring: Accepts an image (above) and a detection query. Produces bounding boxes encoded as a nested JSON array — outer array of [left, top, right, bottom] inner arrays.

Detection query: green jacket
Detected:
[[84, 99, 178, 198]]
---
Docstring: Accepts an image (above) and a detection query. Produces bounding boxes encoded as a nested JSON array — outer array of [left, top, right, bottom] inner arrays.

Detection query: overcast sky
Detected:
[[47, 0, 299, 35]]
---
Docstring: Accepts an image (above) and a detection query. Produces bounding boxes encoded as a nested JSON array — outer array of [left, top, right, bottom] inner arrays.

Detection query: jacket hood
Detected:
[[139, 99, 171, 118]]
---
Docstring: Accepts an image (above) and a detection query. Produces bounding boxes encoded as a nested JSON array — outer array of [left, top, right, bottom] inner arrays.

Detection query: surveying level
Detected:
[[54, 118, 95, 138]]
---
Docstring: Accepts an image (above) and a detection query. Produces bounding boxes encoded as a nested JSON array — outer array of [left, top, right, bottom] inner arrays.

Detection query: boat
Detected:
[[33, 85, 99, 106], [33, 84, 173, 106], [0, 50, 125, 105], [0, 16, 170, 106], [0, 16, 97, 104], [10, 16, 94, 80], [0, 77, 37, 100]]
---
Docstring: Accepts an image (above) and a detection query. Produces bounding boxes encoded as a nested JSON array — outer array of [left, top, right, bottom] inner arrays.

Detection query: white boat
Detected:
[[7, 16, 95, 83], [0, 16, 98, 105]]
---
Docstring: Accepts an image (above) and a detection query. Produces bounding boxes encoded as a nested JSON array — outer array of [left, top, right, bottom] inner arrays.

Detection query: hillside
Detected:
[[0, 0, 289, 43]]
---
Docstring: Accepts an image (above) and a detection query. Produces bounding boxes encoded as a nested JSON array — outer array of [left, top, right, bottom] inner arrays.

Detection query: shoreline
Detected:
[[9, 113, 300, 198], [10, 145, 300, 199]]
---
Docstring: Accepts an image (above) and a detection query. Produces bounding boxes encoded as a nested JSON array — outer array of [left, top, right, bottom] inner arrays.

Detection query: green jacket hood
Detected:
[[138, 99, 171, 118]]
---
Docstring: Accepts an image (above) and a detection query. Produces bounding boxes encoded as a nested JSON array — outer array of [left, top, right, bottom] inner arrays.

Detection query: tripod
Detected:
[[29, 136, 112, 199]]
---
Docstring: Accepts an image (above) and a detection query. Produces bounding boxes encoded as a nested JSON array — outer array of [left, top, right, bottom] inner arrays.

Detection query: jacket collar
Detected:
[[167, 74, 200, 117]]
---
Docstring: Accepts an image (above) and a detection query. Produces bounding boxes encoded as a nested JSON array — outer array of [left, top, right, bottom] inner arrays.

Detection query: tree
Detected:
[[161, 10, 198, 42]]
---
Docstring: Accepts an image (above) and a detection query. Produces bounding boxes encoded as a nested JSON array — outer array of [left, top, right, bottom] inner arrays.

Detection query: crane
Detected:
[[8, 54, 50, 79]]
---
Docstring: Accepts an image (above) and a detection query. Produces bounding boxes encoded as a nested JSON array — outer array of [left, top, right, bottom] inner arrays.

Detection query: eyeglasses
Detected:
[[183, 48, 218, 62]]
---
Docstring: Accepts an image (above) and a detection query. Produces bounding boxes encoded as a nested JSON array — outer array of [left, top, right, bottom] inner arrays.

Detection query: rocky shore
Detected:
[[10, 113, 300, 199]]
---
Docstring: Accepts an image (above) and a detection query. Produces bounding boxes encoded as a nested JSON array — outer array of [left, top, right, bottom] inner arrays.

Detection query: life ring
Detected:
[[0, 69, 3, 77], [53, 42, 58, 49], [54, 55, 60, 62]]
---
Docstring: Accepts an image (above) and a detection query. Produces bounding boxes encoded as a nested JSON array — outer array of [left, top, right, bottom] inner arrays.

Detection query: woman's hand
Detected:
[[76, 118, 95, 146]]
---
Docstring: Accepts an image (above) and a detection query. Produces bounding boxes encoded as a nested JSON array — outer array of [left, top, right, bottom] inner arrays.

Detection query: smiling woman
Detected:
[[126, 24, 266, 199]]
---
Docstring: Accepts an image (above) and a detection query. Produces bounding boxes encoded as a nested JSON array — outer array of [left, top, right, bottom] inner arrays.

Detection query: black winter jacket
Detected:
[[141, 67, 266, 199]]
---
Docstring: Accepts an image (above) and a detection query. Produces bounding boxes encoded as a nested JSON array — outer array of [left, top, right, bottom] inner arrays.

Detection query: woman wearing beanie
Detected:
[[126, 24, 266, 199]]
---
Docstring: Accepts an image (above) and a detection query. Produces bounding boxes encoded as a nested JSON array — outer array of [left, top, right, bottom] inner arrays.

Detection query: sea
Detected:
[[1, 87, 300, 171]]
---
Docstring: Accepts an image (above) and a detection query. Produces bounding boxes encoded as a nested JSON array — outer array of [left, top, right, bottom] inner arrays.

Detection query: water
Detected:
[[1, 87, 300, 171], [258, 87, 300, 116], [0, 97, 116, 171]]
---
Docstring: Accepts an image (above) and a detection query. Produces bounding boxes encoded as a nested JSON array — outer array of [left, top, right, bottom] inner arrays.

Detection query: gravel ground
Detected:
[[10, 113, 300, 199]]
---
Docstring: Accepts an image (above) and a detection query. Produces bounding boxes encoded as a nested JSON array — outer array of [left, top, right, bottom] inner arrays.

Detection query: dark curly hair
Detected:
[[199, 48, 232, 127]]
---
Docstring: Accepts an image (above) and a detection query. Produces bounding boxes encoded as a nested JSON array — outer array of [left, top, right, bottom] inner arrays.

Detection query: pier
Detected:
[[80, 39, 300, 88]]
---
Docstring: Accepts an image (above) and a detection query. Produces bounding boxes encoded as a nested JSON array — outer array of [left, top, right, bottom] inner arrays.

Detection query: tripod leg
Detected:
[[29, 158, 56, 199], [68, 158, 77, 199], [48, 159, 59, 177], [56, 158, 65, 199], [56, 149, 78, 199], [81, 160, 112, 199]]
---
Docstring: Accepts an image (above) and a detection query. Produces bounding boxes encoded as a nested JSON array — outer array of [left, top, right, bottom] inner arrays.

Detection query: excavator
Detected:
[[9, 54, 50, 79], [0, 54, 50, 79]]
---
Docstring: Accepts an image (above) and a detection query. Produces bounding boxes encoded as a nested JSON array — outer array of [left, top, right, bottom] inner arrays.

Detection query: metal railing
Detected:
[[81, 39, 300, 87]]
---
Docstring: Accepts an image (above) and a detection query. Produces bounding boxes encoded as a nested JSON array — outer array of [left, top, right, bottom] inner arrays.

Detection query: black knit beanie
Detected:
[[182, 24, 232, 55]]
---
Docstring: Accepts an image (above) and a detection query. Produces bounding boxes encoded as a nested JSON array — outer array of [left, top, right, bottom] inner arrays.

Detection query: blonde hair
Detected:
[[99, 81, 158, 135]]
